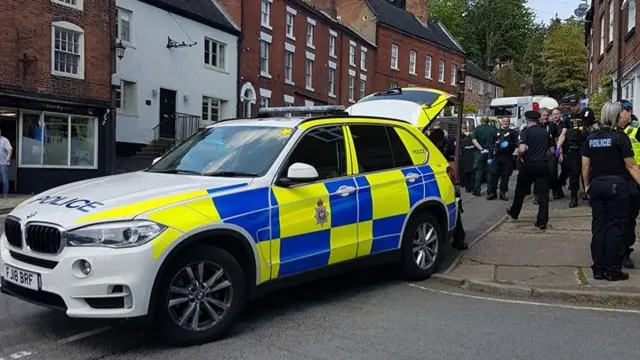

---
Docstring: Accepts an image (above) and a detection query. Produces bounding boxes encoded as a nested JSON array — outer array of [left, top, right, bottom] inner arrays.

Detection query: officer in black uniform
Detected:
[[533, 108, 557, 204], [582, 102, 640, 281], [557, 99, 590, 207], [507, 111, 553, 229], [488, 116, 518, 201], [459, 124, 476, 193]]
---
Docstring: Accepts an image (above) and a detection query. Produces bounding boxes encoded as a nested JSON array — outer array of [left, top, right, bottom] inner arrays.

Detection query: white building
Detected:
[[114, 0, 240, 149]]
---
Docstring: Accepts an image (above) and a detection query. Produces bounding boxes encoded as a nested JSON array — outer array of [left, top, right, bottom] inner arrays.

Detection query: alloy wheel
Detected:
[[412, 222, 439, 269]]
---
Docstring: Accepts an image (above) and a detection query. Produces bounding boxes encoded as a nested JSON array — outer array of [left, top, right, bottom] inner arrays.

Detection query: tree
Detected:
[[588, 75, 613, 119], [541, 19, 587, 99], [463, 103, 479, 114], [520, 23, 548, 95], [495, 65, 525, 97], [427, 0, 471, 46]]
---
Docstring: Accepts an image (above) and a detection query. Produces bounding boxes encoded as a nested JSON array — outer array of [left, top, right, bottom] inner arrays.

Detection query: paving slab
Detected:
[[495, 266, 582, 286], [447, 264, 494, 282]]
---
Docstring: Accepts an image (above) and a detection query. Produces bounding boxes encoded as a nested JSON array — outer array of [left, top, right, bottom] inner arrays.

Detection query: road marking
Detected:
[[408, 283, 640, 315], [0, 350, 33, 360], [56, 326, 112, 344]]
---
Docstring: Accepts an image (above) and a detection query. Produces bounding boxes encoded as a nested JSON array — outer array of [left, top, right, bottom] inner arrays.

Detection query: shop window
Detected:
[[20, 113, 97, 168]]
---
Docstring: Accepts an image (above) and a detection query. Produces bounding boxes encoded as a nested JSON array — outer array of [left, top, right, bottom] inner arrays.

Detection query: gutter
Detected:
[[616, 0, 623, 100], [237, 0, 245, 117]]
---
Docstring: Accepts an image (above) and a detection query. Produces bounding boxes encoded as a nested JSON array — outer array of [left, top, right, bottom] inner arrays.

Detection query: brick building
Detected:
[[0, 0, 116, 194], [314, 0, 465, 95], [217, 0, 376, 114], [586, 0, 639, 105], [464, 60, 503, 115]]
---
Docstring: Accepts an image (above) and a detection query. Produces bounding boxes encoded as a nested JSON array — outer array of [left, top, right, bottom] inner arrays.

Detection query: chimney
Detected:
[[405, 0, 428, 23], [311, 0, 338, 18]]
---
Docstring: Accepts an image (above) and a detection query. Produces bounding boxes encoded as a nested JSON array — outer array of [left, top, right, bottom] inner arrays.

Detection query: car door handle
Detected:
[[405, 173, 421, 183], [336, 185, 356, 197]]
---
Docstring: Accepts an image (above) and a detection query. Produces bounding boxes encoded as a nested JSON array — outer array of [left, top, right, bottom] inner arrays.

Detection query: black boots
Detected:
[[552, 189, 565, 199], [452, 238, 469, 250], [499, 192, 509, 201], [569, 191, 578, 208], [486, 192, 497, 200], [623, 255, 635, 268]]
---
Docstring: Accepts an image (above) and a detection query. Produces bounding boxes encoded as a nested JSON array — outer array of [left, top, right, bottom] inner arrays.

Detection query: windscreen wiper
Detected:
[[147, 169, 202, 175], [203, 171, 259, 177]]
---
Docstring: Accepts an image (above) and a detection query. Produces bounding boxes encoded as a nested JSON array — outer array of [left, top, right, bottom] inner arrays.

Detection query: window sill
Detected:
[[409, 72, 416, 76], [204, 64, 229, 74], [260, 72, 272, 79], [305, 86, 315, 92], [328, 93, 336, 98], [625, 27, 636, 42], [51, 71, 85, 81], [330, 54, 337, 60], [285, 79, 295, 86], [286, 34, 296, 41], [425, 76, 432, 80], [390, 67, 399, 71], [605, 41, 613, 53], [261, 23, 273, 31], [51, 0, 83, 11], [361, 68, 367, 72], [438, 80, 445, 84], [307, 44, 315, 50], [348, 99, 355, 103], [598, 54, 604, 64]]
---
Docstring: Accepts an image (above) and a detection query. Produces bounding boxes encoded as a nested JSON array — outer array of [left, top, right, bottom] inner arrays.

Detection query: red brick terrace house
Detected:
[[217, 0, 376, 115], [585, 0, 639, 105], [314, 0, 465, 95], [0, 0, 115, 194]]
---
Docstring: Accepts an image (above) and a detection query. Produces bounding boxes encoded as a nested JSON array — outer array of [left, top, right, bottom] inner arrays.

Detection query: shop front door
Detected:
[[0, 114, 18, 193], [158, 89, 177, 139]]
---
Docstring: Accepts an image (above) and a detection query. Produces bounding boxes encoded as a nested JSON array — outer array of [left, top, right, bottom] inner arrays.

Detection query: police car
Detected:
[[0, 88, 458, 346]]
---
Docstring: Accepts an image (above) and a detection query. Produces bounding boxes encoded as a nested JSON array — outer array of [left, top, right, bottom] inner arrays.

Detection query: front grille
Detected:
[[10, 251, 58, 269], [25, 225, 62, 254], [4, 218, 22, 248]]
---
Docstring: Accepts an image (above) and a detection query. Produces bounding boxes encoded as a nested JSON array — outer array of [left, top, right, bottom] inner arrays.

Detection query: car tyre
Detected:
[[400, 212, 445, 281], [153, 245, 246, 346]]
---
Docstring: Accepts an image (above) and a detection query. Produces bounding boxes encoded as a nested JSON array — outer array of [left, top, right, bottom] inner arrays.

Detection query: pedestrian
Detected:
[[582, 101, 640, 281], [506, 111, 553, 230], [556, 98, 590, 207], [550, 108, 565, 199], [459, 123, 476, 193], [533, 108, 557, 204], [614, 99, 639, 269], [470, 116, 498, 197], [487, 116, 518, 201], [0, 128, 12, 198]]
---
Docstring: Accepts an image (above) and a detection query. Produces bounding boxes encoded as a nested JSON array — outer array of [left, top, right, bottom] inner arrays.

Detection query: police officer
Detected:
[[557, 99, 590, 207], [459, 123, 475, 193], [582, 101, 640, 281], [615, 99, 639, 269], [550, 108, 565, 199], [533, 108, 557, 204], [471, 117, 498, 197], [488, 116, 518, 201], [507, 111, 553, 229]]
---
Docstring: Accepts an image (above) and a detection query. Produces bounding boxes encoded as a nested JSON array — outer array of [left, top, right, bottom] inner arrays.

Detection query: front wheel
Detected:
[[400, 212, 445, 281], [153, 245, 246, 346]]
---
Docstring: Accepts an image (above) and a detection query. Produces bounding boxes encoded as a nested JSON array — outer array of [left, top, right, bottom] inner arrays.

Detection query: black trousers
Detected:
[[489, 154, 513, 194], [626, 190, 640, 256], [510, 161, 550, 225], [473, 153, 489, 193], [589, 176, 630, 273], [566, 149, 583, 196], [534, 155, 559, 195], [460, 169, 474, 192]]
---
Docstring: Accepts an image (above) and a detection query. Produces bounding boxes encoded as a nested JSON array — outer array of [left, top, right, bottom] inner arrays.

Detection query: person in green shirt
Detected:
[[470, 116, 498, 196]]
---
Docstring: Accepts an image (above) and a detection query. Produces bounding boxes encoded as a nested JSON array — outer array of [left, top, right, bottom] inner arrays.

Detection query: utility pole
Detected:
[[454, 64, 467, 185]]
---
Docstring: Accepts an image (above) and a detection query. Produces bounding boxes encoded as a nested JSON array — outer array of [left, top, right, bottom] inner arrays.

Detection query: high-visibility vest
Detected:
[[623, 121, 640, 164]]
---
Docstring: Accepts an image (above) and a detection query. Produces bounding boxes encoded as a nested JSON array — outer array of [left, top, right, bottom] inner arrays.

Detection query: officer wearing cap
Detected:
[[507, 110, 553, 229], [557, 98, 590, 207], [582, 102, 640, 281], [615, 99, 639, 268]]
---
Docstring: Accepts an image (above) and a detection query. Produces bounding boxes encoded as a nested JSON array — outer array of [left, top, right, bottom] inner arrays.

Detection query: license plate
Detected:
[[2, 264, 40, 291]]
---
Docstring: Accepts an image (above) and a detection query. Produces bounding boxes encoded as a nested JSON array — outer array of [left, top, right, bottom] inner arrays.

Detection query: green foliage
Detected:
[[588, 75, 614, 118], [495, 67, 524, 96], [541, 19, 588, 97], [463, 103, 479, 114]]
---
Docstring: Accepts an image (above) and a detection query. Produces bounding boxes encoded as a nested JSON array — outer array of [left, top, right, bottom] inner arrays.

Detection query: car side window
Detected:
[[283, 125, 347, 181], [349, 125, 413, 173]]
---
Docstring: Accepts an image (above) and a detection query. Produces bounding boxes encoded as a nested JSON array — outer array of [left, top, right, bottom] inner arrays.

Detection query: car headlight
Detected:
[[67, 220, 167, 248]]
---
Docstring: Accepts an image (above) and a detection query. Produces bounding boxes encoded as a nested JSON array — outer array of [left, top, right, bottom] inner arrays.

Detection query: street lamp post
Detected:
[[454, 64, 467, 185]]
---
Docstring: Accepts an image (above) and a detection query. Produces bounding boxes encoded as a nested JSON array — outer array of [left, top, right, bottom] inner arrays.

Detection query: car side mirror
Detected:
[[152, 157, 161, 165], [278, 162, 319, 186]]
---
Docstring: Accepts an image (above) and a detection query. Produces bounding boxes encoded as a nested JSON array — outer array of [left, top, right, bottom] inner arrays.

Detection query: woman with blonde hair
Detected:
[[581, 102, 640, 281]]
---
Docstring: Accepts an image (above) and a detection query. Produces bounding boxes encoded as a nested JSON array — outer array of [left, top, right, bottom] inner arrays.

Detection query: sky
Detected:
[[527, 0, 590, 24]]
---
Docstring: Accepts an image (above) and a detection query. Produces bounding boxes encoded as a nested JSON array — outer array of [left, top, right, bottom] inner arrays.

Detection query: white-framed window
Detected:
[[451, 64, 457, 85], [348, 76, 355, 101], [360, 48, 367, 71], [52, 0, 82, 11], [389, 81, 398, 88], [425, 56, 432, 79], [115, 80, 137, 115], [349, 42, 356, 67], [261, 0, 271, 28], [202, 96, 227, 122], [328, 68, 335, 96], [479, 82, 484, 95], [51, 22, 84, 79], [306, 22, 315, 48], [359, 79, 365, 99], [259, 97, 269, 108], [438, 59, 445, 83], [609, 1, 615, 44], [628, 0, 637, 33], [305, 59, 313, 90], [329, 32, 337, 57], [284, 94, 295, 106], [19, 112, 98, 168], [409, 50, 417, 75], [116, 8, 132, 44], [390, 44, 399, 69], [284, 51, 294, 83], [260, 40, 270, 76], [285, 11, 295, 40], [600, 15, 606, 54], [204, 38, 226, 70]]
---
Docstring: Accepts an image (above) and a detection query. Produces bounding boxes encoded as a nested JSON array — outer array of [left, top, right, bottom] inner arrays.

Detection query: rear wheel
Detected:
[[154, 245, 246, 346], [400, 212, 445, 281]]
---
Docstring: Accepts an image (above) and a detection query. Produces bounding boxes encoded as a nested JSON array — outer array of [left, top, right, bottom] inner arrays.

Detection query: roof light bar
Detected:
[[257, 105, 347, 118]]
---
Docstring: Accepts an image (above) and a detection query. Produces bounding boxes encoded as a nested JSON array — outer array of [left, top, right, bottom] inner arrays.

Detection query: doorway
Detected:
[[158, 88, 177, 139], [0, 110, 18, 193]]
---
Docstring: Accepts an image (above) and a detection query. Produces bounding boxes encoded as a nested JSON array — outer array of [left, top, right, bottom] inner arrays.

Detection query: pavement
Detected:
[[0, 195, 30, 214], [440, 192, 640, 308]]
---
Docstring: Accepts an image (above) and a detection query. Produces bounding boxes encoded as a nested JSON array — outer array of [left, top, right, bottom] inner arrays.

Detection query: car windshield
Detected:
[[490, 106, 517, 117], [146, 125, 292, 177]]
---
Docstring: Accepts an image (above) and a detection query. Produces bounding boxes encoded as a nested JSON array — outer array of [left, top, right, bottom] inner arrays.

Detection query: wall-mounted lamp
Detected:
[[152, 89, 159, 96], [113, 40, 126, 60]]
